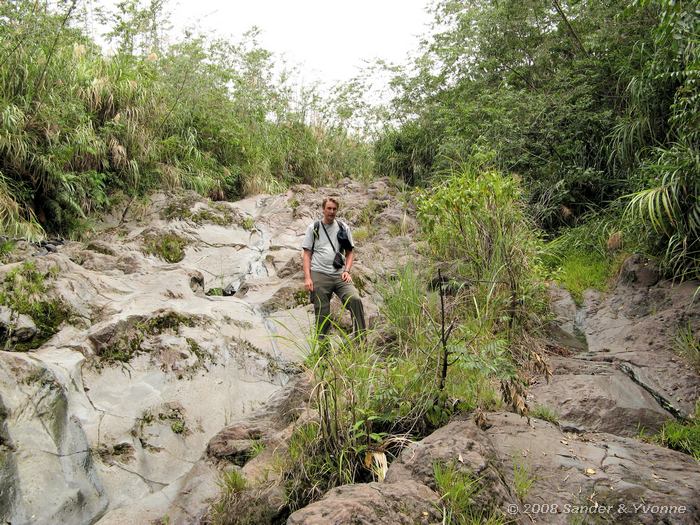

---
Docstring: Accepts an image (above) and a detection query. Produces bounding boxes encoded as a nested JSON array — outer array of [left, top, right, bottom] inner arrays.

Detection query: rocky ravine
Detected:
[[0, 178, 418, 525], [2, 178, 699, 525]]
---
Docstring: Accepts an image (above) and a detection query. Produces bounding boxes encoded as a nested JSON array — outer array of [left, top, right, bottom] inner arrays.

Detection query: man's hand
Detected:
[[341, 270, 352, 283], [305, 276, 314, 292]]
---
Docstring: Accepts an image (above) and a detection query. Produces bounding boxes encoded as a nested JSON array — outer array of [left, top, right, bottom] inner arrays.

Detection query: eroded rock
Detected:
[[529, 357, 673, 435], [485, 412, 700, 524]]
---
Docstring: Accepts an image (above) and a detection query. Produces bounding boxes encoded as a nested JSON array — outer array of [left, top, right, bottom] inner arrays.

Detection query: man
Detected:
[[302, 197, 366, 338]]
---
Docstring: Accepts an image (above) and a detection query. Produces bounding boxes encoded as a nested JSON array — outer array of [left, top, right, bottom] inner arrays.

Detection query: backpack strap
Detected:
[[311, 220, 320, 254]]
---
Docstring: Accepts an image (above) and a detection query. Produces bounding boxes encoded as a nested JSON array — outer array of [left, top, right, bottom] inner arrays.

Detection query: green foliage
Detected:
[[654, 402, 700, 460], [542, 213, 630, 303], [96, 311, 196, 364], [373, 120, 438, 186], [417, 163, 543, 330], [620, 0, 699, 280], [0, 239, 15, 262], [0, 262, 72, 350], [377, 0, 697, 282], [379, 0, 658, 217], [546, 252, 618, 305], [158, 406, 187, 435], [284, 332, 441, 511], [282, 259, 522, 512], [673, 325, 700, 373], [249, 440, 265, 459], [625, 142, 700, 280], [143, 233, 188, 263], [240, 217, 255, 231], [377, 264, 437, 352], [513, 459, 535, 501]]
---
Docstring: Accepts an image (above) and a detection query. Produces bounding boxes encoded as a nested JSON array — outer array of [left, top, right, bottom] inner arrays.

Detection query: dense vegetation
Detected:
[[0, 0, 372, 238], [376, 0, 699, 281]]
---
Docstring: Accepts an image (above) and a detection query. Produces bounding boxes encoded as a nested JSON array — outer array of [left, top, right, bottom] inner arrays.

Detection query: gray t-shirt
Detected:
[[302, 220, 354, 275]]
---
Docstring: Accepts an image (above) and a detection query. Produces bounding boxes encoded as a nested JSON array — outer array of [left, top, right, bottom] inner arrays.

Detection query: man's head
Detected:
[[321, 197, 339, 224]]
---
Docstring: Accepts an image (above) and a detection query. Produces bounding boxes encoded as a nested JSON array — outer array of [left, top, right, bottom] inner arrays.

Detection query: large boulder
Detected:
[[0, 351, 107, 525], [286, 480, 441, 525]]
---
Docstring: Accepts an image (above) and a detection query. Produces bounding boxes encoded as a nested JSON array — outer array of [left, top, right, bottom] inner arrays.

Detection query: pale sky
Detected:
[[168, 0, 431, 85]]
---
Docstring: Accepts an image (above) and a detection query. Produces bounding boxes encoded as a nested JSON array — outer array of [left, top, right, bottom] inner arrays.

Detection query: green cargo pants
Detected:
[[310, 270, 366, 337]]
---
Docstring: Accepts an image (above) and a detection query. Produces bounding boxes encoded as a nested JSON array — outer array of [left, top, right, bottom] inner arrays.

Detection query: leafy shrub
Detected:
[[416, 162, 543, 330]]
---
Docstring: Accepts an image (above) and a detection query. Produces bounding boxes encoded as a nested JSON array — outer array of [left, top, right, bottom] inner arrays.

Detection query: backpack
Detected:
[[311, 220, 353, 255]]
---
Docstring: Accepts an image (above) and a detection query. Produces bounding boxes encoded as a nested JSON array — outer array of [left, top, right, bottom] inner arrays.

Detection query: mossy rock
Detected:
[[91, 311, 199, 365], [0, 262, 72, 351], [142, 233, 189, 263]]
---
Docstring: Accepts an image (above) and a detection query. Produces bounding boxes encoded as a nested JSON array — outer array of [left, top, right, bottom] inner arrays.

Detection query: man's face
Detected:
[[322, 201, 338, 223]]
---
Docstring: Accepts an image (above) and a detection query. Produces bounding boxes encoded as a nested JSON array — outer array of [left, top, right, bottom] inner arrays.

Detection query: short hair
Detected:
[[322, 197, 339, 209]]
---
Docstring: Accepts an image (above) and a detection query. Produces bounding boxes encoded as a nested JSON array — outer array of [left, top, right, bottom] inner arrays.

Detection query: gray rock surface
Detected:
[[0, 306, 37, 345], [529, 357, 673, 435]]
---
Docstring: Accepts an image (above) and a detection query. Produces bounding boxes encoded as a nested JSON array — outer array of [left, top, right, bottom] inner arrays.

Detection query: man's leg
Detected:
[[310, 271, 334, 338], [336, 279, 366, 336]]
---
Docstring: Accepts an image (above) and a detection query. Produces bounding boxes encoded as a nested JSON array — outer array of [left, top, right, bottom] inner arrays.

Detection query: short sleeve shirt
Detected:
[[302, 220, 354, 275]]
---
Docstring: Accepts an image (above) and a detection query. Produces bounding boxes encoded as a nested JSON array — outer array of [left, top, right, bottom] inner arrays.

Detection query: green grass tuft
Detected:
[[433, 461, 505, 524], [530, 405, 559, 424], [143, 233, 188, 263], [513, 459, 535, 500], [673, 325, 700, 372], [654, 402, 700, 460]]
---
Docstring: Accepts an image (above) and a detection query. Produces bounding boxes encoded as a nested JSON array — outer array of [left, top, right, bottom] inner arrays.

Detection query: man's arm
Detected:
[[303, 249, 313, 291], [341, 249, 354, 283]]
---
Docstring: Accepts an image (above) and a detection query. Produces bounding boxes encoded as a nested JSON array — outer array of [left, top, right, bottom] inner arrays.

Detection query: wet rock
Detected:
[[545, 284, 587, 352], [87, 314, 147, 357], [619, 255, 660, 287], [0, 352, 108, 524], [286, 480, 442, 525], [0, 183, 424, 524], [580, 274, 700, 417], [86, 241, 116, 256], [277, 256, 302, 278], [187, 269, 205, 294], [261, 285, 309, 314], [208, 372, 312, 462]]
